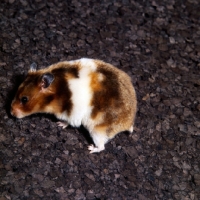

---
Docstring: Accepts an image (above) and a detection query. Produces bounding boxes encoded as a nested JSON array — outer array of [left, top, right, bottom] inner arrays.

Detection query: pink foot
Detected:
[[57, 121, 69, 129], [88, 144, 105, 154]]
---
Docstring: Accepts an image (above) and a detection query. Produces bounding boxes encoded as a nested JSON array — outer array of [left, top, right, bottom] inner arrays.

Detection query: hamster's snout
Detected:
[[10, 104, 23, 118]]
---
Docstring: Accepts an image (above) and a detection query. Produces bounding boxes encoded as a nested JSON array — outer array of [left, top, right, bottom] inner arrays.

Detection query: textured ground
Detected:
[[0, 0, 200, 199]]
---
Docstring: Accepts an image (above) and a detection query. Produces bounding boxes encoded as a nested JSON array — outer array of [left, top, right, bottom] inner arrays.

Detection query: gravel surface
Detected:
[[0, 0, 200, 199]]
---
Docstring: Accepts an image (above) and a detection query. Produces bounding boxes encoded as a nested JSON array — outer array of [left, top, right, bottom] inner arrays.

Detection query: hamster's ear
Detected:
[[29, 62, 37, 72], [41, 73, 54, 88]]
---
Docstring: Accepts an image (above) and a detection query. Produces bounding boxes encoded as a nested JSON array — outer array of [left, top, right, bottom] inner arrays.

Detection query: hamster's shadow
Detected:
[[6, 73, 26, 118], [29, 113, 58, 122], [78, 125, 94, 145]]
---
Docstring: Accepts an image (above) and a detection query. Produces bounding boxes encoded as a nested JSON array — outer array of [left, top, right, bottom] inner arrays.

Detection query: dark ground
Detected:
[[0, 0, 200, 199]]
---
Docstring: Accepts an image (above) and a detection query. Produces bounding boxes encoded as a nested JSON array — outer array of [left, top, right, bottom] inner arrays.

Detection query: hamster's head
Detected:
[[11, 63, 55, 118]]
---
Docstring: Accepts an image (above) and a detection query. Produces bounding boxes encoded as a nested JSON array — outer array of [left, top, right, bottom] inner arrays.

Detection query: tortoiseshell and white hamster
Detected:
[[11, 58, 137, 153]]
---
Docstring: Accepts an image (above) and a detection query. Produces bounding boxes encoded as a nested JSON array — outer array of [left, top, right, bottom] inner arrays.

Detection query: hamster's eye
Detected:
[[20, 96, 28, 104]]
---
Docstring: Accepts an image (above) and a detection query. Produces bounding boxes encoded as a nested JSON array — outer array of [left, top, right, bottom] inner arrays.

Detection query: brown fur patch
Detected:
[[90, 72, 103, 92], [90, 60, 137, 138], [38, 94, 54, 109], [53, 76, 72, 115], [52, 65, 79, 79], [94, 123, 108, 133], [90, 67, 121, 122]]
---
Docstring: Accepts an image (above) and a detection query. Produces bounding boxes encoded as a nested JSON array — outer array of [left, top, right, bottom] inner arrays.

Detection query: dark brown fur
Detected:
[[50, 68, 75, 115], [91, 68, 121, 122]]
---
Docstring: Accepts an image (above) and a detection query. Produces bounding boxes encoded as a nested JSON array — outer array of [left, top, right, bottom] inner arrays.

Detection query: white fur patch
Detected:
[[64, 58, 97, 127], [88, 133, 109, 153]]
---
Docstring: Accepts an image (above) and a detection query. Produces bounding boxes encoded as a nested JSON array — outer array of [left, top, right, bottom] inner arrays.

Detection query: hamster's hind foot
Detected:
[[57, 121, 69, 129], [88, 144, 105, 154], [129, 125, 133, 133]]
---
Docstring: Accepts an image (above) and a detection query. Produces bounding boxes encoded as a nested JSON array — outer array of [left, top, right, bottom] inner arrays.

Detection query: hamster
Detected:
[[11, 58, 137, 153]]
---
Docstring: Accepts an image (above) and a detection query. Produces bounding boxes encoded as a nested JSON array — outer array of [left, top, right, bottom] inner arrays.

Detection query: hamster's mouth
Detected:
[[10, 107, 25, 119]]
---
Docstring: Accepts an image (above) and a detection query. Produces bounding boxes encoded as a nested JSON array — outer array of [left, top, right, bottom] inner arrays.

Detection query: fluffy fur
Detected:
[[11, 58, 137, 153]]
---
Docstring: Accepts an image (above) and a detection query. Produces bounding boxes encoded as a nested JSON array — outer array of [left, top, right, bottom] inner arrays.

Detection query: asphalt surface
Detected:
[[0, 0, 200, 199]]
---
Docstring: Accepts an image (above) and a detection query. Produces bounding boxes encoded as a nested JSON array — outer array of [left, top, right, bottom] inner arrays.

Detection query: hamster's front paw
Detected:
[[88, 144, 105, 154], [57, 121, 69, 129]]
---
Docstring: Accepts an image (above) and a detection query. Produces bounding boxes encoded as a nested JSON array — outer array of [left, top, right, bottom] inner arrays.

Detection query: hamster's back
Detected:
[[89, 59, 137, 138]]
